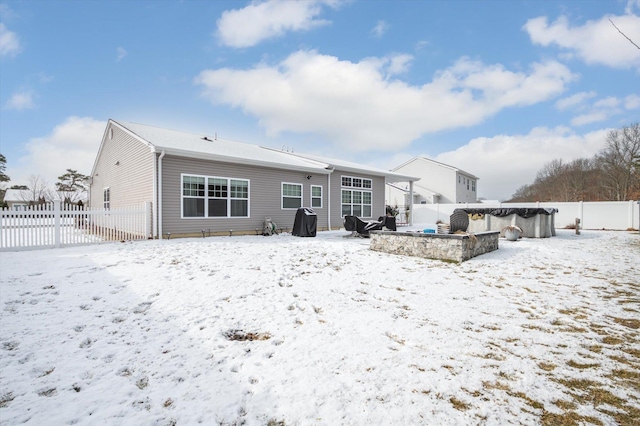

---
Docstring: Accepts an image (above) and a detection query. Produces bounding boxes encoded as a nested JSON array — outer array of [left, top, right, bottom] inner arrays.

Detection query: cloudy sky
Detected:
[[1, 0, 639, 200]]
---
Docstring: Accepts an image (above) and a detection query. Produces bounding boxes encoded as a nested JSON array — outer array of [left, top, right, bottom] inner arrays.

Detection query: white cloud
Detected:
[[624, 94, 640, 109], [415, 40, 429, 51], [4, 90, 35, 110], [371, 20, 389, 38], [555, 91, 596, 111], [626, 0, 640, 14], [386, 54, 412, 75], [195, 50, 575, 152], [216, 0, 339, 48], [116, 47, 127, 61], [6, 117, 106, 187], [571, 111, 610, 126], [524, 13, 640, 69], [0, 22, 21, 56], [556, 93, 638, 126], [434, 126, 609, 200], [593, 96, 620, 109]]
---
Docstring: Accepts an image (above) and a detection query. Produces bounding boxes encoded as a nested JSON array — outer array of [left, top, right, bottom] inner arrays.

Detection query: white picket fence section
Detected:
[[411, 200, 640, 231], [1, 201, 151, 251]]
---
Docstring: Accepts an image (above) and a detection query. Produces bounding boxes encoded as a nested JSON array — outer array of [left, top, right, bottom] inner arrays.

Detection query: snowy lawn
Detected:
[[0, 229, 638, 425]]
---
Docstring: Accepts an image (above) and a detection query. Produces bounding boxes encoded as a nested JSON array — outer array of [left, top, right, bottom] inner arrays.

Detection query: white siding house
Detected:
[[386, 157, 478, 206], [2, 189, 29, 210]]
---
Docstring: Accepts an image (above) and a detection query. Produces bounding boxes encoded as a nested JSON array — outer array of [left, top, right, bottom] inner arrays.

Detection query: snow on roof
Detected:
[[286, 151, 420, 183], [2, 189, 26, 203], [114, 120, 332, 174], [112, 120, 419, 181]]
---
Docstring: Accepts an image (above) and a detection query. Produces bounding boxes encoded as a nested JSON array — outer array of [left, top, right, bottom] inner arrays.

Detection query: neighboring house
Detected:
[[2, 189, 29, 210], [1, 189, 87, 210], [386, 157, 478, 206], [89, 120, 420, 238]]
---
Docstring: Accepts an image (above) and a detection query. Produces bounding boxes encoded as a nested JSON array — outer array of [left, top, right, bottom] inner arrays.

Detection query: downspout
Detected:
[[409, 181, 414, 226], [158, 150, 166, 239], [152, 149, 158, 238], [327, 167, 334, 230]]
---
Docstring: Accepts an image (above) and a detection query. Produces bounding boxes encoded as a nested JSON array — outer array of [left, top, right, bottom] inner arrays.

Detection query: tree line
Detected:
[[508, 123, 640, 202], [0, 154, 89, 208]]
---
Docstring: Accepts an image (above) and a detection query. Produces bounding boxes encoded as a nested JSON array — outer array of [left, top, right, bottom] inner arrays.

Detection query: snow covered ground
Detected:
[[1, 229, 638, 425]]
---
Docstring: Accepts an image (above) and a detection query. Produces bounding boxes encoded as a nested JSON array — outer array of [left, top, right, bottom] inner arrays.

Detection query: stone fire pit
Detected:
[[369, 230, 499, 263]]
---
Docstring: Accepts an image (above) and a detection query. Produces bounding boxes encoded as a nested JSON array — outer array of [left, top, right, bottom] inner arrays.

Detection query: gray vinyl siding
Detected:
[[161, 155, 331, 234], [328, 171, 386, 229], [90, 124, 154, 209]]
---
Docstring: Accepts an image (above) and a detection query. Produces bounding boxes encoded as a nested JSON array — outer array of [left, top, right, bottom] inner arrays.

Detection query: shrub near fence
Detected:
[[0, 201, 151, 251], [411, 200, 639, 231]]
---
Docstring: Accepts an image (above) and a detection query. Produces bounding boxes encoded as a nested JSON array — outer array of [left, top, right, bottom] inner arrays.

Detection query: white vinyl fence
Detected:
[[1, 201, 151, 251], [411, 200, 639, 231]]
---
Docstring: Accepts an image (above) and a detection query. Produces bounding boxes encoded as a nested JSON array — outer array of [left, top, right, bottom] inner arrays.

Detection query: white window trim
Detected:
[[341, 175, 373, 218], [341, 175, 372, 189], [103, 187, 110, 210], [181, 173, 250, 219], [311, 185, 323, 209], [281, 182, 303, 210]]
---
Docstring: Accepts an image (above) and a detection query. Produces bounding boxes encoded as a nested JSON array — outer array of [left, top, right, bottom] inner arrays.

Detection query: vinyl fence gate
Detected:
[[0, 201, 151, 251]]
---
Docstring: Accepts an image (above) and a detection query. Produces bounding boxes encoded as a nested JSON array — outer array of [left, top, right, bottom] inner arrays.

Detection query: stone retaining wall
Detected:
[[369, 231, 499, 262]]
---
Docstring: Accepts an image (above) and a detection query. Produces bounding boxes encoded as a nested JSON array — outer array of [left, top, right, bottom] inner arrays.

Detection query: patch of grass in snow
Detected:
[[384, 332, 405, 345], [553, 378, 640, 424], [608, 369, 640, 391], [0, 392, 15, 408], [508, 391, 545, 410], [224, 329, 271, 341], [538, 362, 557, 372], [566, 360, 600, 369], [621, 346, 640, 359], [611, 317, 640, 329], [521, 324, 553, 333], [37, 387, 57, 397], [482, 380, 510, 391], [559, 325, 589, 333], [449, 396, 471, 411], [600, 335, 625, 345], [558, 308, 588, 320], [587, 345, 603, 354], [540, 410, 603, 426], [266, 420, 286, 426], [552, 399, 577, 410], [608, 354, 639, 369]]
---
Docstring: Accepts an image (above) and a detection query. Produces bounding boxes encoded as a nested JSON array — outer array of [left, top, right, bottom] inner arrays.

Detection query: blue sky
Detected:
[[1, 0, 639, 200]]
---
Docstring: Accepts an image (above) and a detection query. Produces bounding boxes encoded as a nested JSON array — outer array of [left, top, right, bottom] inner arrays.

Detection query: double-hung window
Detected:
[[103, 187, 110, 210], [182, 174, 249, 218], [341, 175, 372, 217], [311, 185, 323, 208], [282, 183, 302, 209]]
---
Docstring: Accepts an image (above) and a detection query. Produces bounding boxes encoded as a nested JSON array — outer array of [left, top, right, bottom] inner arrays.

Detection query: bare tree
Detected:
[[597, 123, 640, 201], [19, 175, 53, 206]]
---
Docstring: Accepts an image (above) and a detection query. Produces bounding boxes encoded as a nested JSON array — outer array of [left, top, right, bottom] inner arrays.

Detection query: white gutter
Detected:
[[158, 150, 166, 239]]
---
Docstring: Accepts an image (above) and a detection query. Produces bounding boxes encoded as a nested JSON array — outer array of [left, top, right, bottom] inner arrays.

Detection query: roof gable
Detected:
[[393, 156, 478, 180]]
